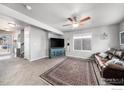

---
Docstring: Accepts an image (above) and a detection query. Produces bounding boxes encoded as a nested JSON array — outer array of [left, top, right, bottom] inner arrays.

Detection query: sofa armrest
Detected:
[[95, 55, 106, 67]]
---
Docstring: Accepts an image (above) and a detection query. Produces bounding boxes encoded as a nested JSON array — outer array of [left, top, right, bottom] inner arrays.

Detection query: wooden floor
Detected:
[[0, 56, 67, 85]]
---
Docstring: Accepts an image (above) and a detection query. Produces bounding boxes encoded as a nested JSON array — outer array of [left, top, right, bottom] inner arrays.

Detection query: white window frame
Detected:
[[120, 31, 124, 45], [73, 34, 92, 52]]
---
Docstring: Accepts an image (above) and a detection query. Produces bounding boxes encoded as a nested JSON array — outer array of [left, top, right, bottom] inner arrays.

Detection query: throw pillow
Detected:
[[99, 52, 108, 58], [114, 60, 124, 66], [105, 58, 124, 66], [105, 58, 119, 66], [115, 51, 122, 58], [108, 53, 113, 59]]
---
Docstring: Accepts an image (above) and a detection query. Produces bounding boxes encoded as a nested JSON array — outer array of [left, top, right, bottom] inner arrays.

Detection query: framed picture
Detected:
[[120, 31, 124, 45]]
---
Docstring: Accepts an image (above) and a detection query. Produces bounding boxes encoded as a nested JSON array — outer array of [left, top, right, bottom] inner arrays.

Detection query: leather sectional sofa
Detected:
[[94, 48, 124, 79]]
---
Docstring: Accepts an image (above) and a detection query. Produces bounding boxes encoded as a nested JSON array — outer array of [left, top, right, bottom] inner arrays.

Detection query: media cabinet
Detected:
[[49, 48, 65, 58]]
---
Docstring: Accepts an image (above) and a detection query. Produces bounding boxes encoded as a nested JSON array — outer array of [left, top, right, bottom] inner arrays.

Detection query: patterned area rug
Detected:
[[40, 58, 98, 85]]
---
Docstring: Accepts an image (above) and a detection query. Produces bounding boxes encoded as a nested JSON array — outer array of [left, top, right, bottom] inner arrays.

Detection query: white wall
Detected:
[[30, 26, 48, 61], [24, 26, 30, 60], [64, 24, 120, 58], [24, 26, 48, 61], [48, 32, 64, 39]]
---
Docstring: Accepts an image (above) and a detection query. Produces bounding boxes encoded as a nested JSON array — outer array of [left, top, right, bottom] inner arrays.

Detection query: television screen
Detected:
[[50, 38, 64, 48]]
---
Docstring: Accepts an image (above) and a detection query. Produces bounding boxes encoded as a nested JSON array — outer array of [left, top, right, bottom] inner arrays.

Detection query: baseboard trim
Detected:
[[29, 56, 48, 62]]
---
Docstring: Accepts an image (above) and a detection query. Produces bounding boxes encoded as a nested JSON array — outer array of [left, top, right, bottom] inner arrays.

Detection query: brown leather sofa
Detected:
[[94, 48, 124, 79]]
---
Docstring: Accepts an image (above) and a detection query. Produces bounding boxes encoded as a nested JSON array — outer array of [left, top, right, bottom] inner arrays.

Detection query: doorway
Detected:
[[0, 34, 13, 56]]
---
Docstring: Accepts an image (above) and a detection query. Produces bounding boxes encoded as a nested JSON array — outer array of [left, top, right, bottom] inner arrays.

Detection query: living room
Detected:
[[0, 3, 124, 87]]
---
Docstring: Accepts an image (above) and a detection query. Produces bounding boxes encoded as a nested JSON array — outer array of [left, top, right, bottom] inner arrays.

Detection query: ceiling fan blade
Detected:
[[63, 24, 72, 26], [68, 18, 73, 22], [80, 16, 91, 23]]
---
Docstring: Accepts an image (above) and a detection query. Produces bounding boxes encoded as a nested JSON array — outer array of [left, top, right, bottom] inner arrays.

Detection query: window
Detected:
[[73, 34, 92, 51], [74, 39, 81, 50]]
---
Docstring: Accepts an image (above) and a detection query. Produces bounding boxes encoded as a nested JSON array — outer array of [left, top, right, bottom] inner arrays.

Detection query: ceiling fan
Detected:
[[63, 16, 91, 28]]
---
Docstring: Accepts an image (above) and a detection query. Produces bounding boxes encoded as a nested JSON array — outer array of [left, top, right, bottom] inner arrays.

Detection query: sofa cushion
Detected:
[[107, 48, 116, 55], [115, 61, 124, 66], [114, 50, 123, 59], [107, 53, 113, 60]]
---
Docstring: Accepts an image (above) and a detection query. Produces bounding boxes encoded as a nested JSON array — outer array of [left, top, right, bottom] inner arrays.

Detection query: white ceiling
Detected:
[[0, 14, 27, 32], [2, 3, 124, 32]]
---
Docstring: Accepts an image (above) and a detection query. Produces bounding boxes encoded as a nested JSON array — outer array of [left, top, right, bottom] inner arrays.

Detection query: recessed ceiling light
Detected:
[[24, 4, 32, 10], [4, 27, 11, 32], [5, 28, 10, 31], [6, 29, 10, 31], [8, 23, 16, 27]]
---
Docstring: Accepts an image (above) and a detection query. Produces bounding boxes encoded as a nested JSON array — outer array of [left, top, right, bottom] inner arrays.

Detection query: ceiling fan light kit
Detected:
[[63, 16, 91, 28], [72, 22, 79, 28]]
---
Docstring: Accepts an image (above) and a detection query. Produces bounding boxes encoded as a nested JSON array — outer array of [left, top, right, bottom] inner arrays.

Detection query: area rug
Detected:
[[40, 58, 98, 85]]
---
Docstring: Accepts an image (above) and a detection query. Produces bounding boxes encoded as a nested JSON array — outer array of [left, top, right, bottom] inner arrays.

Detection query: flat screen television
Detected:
[[50, 38, 64, 48]]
